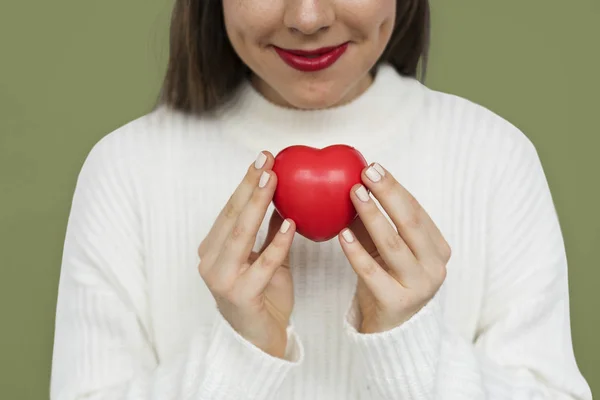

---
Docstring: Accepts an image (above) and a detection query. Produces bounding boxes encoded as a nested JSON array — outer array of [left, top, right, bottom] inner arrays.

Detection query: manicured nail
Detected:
[[355, 185, 370, 202], [373, 163, 385, 177], [280, 219, 291, 234], [342, 229, 354, 243], [365, 166, 382, 183], [254, 152, 267, 169], [259, 171, 270, 188]]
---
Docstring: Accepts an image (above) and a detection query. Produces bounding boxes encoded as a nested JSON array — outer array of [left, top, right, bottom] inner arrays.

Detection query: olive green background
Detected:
[[1, 1, 598, 398]]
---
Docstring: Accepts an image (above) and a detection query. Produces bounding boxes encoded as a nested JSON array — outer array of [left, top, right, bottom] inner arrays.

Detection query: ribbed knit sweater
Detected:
[[50, 64, 592, 399]]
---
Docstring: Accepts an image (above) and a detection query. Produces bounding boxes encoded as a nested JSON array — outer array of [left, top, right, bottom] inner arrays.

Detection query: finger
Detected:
[[200, 151, 274, 262], [338, 228, 401, 304], [216, 170, 278, 276], [258, 210, 285, 254], [348, 217, 377, 256], [364, 163, 447, 250], [248, 210, 282, 263], [361, 163, 441, 264], [350, 184, 424, 288], [249, 210, 285, 267], [238, 219, 296, 298]]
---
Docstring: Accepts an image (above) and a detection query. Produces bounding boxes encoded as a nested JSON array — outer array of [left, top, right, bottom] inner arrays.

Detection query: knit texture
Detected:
[[50, 64, 592, 399]]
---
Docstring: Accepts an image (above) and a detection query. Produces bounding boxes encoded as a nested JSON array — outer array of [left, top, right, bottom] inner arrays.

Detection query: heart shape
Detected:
[[272, 145, 368, 242]]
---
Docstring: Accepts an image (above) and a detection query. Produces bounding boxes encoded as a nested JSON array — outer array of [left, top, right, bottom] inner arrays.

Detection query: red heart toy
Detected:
[[272, 145, 368, 242]]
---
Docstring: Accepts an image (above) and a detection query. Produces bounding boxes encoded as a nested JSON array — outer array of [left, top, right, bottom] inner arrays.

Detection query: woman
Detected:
[[50, 0, 592, 399]]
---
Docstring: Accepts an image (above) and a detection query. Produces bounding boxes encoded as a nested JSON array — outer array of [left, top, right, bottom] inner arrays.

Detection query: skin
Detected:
[[198, 153, 295, 358], [198, 1, 450, 360], [222, 0, 397, 109], [342, 164, 451, 334]]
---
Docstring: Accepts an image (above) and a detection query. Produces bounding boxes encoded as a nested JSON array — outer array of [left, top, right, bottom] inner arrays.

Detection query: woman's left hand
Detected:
[[339, 163, 451, 334]]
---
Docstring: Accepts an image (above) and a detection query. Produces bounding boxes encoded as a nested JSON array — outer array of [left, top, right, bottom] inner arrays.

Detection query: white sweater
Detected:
[[51, 64, 592, 400]]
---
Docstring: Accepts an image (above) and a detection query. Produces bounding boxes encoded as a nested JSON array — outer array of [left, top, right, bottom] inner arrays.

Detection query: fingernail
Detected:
[[355, 185, 370, 202], [342, 229, 354, 243], [366, 166, 382, 183], [259, 171, 270, 188], [254, 152, 267, 169], [373, 163, 385, 177], [280, 219, 291, 234]]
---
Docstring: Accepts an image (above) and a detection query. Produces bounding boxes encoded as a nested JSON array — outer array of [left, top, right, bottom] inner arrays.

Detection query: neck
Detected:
[[215, 63, 428, 156]]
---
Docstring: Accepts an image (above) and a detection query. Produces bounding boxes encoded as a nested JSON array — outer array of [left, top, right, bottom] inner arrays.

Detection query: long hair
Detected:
[[157, 0, 430, 115]]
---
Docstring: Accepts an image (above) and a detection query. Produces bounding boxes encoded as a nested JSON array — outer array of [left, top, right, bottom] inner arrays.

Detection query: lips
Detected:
[[274, 42, 349, 72], [285, 45, 344, 56]]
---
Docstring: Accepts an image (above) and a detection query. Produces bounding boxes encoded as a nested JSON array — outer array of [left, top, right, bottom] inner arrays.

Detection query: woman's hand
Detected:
[[197, 152, 296, 358], [339, 163, 451, 334]]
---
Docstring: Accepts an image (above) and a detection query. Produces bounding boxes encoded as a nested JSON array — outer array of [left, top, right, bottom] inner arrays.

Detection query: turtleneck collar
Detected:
[[215, 63, 427, 155]]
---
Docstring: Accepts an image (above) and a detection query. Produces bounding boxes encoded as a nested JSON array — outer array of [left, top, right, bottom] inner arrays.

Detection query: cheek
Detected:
[[222, 0, 283, 47], [340, 0, 396, 39]]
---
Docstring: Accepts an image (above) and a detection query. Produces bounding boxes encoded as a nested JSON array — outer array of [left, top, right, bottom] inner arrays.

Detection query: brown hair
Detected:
[[157, 0, 430, 115]]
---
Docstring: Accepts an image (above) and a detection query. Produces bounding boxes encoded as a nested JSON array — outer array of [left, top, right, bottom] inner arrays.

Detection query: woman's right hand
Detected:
[[197, 151, 296, 359]]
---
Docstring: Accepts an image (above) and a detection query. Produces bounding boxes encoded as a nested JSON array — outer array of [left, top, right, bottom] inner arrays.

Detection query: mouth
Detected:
[[273, 42, 350, 72], [283, 44, 347, 57]]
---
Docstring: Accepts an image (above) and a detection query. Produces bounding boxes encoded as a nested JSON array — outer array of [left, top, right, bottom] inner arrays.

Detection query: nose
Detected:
[[284, 0, 335, 36]]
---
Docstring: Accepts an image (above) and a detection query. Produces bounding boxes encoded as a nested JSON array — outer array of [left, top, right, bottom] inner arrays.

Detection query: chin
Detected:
[[281, 82, 350, 110]]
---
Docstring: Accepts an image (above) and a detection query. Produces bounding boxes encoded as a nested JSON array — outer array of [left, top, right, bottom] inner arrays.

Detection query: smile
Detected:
[[273, 42, 349, 72]]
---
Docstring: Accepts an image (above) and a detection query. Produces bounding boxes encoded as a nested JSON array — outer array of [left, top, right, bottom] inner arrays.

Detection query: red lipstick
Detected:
[[274, 42, 349, 72]]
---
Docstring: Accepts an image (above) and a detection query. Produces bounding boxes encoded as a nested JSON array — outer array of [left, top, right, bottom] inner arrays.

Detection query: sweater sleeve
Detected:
[[343, 132, 592, 399], [50, 133, 304, 400]]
